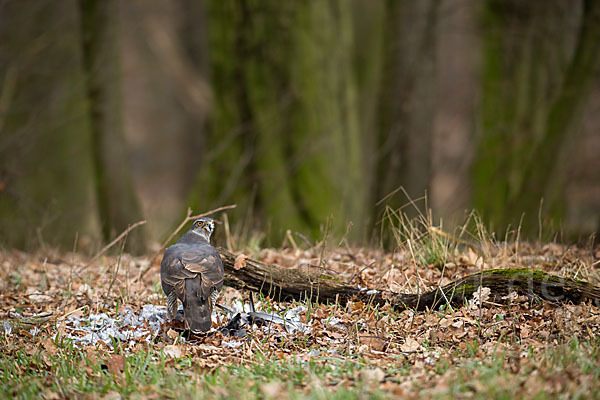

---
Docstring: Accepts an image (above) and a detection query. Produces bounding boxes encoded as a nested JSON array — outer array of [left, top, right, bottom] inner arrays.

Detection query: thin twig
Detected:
[[106, 231, 128, 299], [318, 216, 332, 269], [223, 213, 234, 251], [159, 204, 237, 255], [294, 232, 314, 249], [286, 230, 298, 251], [346, 261, 376, 284], [77, 220, 147, 275], [136, 204, 236, 282], [57, 306, 86, 322], [158, 207, 193, 253]]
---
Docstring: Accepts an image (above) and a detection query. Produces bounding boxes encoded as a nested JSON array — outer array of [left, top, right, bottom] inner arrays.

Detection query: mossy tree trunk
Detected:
[[473, 0, 600, 236], [514, 0, 600, 227], [193, 1, 364, 243], [79, 0, 146, 253], [0, 1, 95, 250], [351, 1, 385, 239]]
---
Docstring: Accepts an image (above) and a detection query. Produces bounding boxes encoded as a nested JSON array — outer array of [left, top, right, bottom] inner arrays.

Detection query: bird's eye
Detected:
[[197, 221, 203, 227]]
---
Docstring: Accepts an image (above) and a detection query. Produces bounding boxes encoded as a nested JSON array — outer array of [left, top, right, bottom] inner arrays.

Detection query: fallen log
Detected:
[[219, 248, 600, 310]]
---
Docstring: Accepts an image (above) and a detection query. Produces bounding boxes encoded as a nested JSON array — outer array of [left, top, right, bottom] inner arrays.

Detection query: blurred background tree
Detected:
[[79, 0, 146, 253], [190, 1, 364, 242], [0, 1, 95, 250], [473, 0, 600, 236], [1, 0, 599, 253]]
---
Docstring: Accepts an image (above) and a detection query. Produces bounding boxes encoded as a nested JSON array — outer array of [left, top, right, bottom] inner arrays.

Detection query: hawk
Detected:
[[160, 217, 224, 333]]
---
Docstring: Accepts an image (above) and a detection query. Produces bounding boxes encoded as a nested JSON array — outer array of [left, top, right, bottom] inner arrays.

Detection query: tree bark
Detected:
[[219, 248, 600, 310], [0, 1, 95, 250], [193, 1, 365, 244], [374, 0, 439, 221], [473, 0, 599, 236], [79, 0, 146, 253], [513, 0, 600, 224], [430, 0, 480, 224]]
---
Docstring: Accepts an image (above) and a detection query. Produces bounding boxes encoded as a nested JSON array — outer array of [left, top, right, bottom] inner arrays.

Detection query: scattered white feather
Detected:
[[322, 317, 345, 330], [60, 305, 168, 347]]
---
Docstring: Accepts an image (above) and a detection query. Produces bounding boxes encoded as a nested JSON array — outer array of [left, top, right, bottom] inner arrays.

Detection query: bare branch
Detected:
[[77, 220, 147, 275], [135, 204, 237, 282]]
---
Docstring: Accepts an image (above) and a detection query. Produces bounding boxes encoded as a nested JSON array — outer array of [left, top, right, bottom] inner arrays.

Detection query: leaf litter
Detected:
[[0, 240, 599, 398]]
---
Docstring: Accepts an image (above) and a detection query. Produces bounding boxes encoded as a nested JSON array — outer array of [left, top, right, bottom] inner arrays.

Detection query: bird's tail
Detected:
[[183, 279, 213, 333]]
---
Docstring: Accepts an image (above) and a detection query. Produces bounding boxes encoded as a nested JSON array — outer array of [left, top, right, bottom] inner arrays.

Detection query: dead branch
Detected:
[[136, 204, 237, 282], [218, 248, 600, 310], [77, 220, 147, 275]]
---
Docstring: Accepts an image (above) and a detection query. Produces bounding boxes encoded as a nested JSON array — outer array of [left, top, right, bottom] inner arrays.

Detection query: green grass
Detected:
[[0, 334, 386, 399], [383, 205, 456, 270], [2, 334, 600, 399], [430, 337, 600, 399]]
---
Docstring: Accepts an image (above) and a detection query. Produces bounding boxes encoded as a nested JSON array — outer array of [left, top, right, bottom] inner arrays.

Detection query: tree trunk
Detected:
[[195, 1, 364, 243], [79, 0, 146, 253], [430, 0, 480, 224], [0, 1, 95, 250], [374, 0, 439, 226], [118, 0, 212, 240], [352, 1, 385, 239], [473, 0, 598, 236], [513, 0, 600, 226]]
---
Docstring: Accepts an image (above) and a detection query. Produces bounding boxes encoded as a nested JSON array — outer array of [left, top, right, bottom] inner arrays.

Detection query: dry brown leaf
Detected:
[[164, 345, 183, 359], [41, 351, 53, 368], [359, 368, 385, 384], [43, 390, 61, 400], [328, 331, 346, 340], [400, 337, 421, 352], [520, 324, 531, 338], [85, 348, 101, 365], [361, 336, 387, 352], [439, 318, 453, 328], [103, 391, 122, 400], [260, 382, 284, 398], [166, 329, 179, 340], [106, 354, 125, 375], [451, 319, 464, 329], [28, 294, 53, 302], [469, 287, 491, 310], [42, 338, 59, 355], [234, 254, 248, 270]]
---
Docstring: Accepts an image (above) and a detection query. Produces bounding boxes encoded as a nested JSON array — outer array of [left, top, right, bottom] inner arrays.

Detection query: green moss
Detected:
[[484, 268, 580, 284], [318, 274, 340, 282], [450, 283, 475, 294], [199, 1, 365, 243]]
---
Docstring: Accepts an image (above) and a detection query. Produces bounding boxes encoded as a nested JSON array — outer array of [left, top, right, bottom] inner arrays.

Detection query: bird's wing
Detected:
[[161, 252, 197, 302], [180, 246, 224, 300]]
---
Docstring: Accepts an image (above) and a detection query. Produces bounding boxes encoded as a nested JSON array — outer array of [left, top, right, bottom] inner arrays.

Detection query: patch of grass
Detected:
[[0, 335, 393, 399], [5, 334, 599, 399], [9, 272, 23, 289], [418, 237, 450, 270], [383, 205, 455, 270], [427, 337, 600, 399]]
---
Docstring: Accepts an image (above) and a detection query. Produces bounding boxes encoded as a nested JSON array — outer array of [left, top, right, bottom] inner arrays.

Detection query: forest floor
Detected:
[[1, 228, 600, 399]]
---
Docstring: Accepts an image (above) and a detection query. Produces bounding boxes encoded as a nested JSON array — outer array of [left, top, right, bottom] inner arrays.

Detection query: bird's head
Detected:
[[190, 217, 215, 242]]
